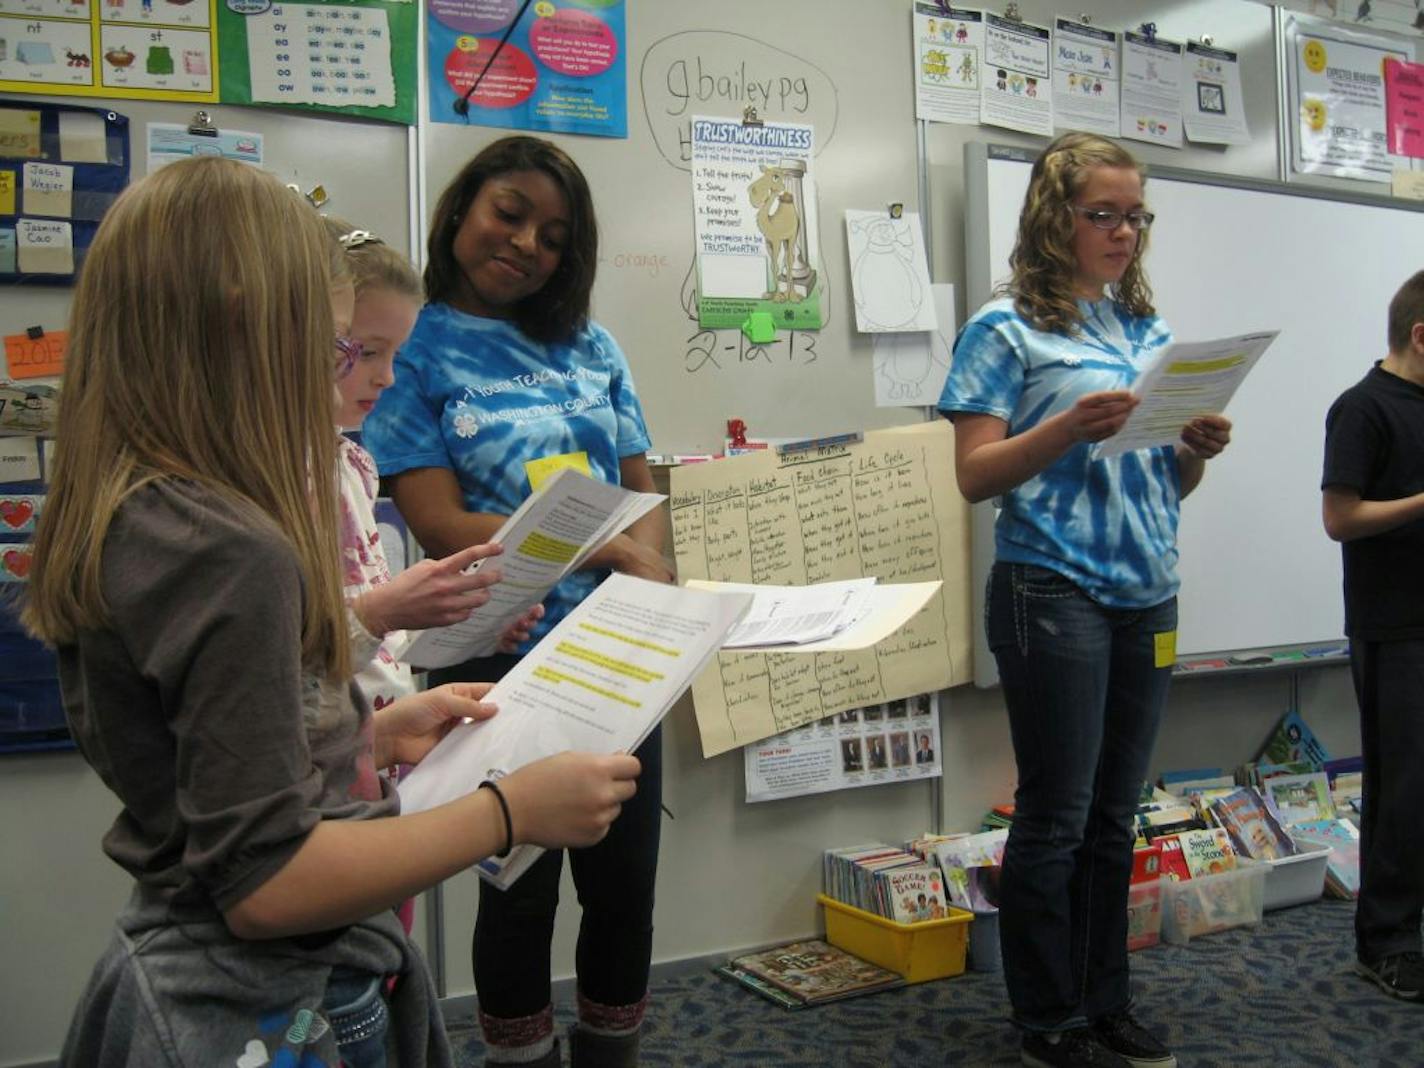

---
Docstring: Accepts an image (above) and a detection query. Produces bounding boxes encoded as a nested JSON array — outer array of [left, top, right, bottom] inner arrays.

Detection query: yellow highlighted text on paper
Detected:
[[1154, 630, 1178, 668], [533, 665, 641, 707], [578, 622, 680, 657], [556, 641, 664, 683], [1166, 355, 1245, 375], [516, 529, 579, 564], [0, 172, 14, 217]]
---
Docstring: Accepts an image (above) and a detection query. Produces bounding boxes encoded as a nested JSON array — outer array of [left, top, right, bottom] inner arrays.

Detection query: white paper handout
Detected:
[[913, 3, 986, 125], [1052, 16, 1120, 138], [687, 579, 943, 653], [1181, 41, 1250, 146], [845, 210, 936, 333], [398, 574, 753, 888], [1121, 30, 1183, 148], [873, 283, 956, 408], [1092, 331, 1280, 460], [710, 577, 875, 648], [981, 13, 1053, 137], [401, 468, 665, 669]]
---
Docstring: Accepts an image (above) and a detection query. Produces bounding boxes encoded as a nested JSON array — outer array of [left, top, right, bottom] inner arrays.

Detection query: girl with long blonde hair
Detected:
[[26, 156, 640, 1068], [939, 133, 1232, 1068]]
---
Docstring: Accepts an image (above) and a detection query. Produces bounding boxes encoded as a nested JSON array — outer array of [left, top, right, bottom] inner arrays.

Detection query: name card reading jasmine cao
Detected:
[[15, 219, 72, 275]]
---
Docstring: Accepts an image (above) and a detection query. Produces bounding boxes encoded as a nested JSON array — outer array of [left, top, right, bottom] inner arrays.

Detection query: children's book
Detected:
[[1156, 835, 1193, 881], [1208, 787, 1297, 861], [1177, 827, 1239, 878], [1259, 711, 1329, 768], [1291, 818, 1361, 898], [1159, 768, 1235, 796], [725, 940, 906, 1005], [883, 864, 948, 923], [1132, 843, 1163, 884], [932, 829, 1007, 911], [1261, 771, 1335, 825]]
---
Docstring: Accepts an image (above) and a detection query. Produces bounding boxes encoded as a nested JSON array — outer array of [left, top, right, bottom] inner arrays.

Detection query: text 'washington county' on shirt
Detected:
[[939, 296, 1182, 609], [362, 304, 651, 643]]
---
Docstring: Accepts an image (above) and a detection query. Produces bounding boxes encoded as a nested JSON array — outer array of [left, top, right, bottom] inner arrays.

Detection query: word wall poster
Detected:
[[218, 0, 415, 123], [0, 0, 216, 101]]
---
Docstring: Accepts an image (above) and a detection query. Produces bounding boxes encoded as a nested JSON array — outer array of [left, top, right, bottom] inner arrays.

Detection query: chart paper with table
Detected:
[[670, 421, 971, 757]]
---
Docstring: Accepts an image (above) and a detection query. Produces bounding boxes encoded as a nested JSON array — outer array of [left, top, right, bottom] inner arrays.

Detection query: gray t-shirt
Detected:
[[60, 478, 397, 913], [58, 479, 450, 1067]]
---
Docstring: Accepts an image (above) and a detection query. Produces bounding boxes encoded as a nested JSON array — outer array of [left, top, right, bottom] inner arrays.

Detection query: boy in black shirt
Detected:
[[1322, 269, 1424, 1001]]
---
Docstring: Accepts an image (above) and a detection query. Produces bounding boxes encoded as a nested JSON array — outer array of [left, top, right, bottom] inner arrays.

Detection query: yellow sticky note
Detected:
[[0, 171, 14, 216], [0, 110, 41, 159], [524, 450, 592, 491], [1154, 630, 1178, 669], [1393, 168, 1424, 201]]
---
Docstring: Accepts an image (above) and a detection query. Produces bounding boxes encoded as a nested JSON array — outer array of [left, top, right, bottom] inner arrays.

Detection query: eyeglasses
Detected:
[[334, 335, 364, 379], [1072, 206, 1155, 231]]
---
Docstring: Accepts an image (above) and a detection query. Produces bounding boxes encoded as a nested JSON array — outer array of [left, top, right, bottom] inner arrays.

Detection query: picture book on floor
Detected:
[[720, 940, 905, 1007]]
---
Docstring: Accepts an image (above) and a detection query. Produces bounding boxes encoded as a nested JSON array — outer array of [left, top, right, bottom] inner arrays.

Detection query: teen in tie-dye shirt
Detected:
[[939, 133, 1232, 1068], [362, 136, 669, 1068]]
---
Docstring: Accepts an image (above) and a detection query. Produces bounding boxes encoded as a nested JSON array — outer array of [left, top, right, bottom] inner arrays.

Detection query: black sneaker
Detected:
[[1021, 1027, 1131, 1068], [1092, 1010, 1177, 1068], [1356, 951, 1424, 1000]]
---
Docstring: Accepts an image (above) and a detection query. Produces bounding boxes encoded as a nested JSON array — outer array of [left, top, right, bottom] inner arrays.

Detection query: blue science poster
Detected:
[[426, 0, 626, 136]]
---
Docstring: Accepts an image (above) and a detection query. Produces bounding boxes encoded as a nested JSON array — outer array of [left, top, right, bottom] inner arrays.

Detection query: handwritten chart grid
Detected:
[[670, 421, 971, 757]]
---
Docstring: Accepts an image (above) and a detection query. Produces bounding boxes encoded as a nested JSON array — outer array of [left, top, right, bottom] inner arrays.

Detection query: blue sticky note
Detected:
[[0, 229, 15, 275]]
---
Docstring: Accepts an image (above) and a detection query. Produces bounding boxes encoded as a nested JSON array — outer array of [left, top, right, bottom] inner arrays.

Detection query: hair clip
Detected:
[[338, 229, 382, 249]]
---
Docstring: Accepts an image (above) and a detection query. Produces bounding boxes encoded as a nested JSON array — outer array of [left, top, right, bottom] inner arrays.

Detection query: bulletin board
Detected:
[[0, 100, 128, 285]]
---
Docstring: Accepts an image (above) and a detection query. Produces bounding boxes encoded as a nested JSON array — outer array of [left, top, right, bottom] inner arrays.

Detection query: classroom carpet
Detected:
[[445, 899, 1421, 1067]]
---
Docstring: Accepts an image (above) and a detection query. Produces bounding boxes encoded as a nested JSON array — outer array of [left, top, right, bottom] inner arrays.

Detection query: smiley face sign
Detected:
[[1302, 39, 1327, 74]]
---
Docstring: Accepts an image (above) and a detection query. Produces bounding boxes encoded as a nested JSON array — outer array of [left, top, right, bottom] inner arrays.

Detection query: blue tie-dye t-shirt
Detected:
[[938, 296, 1181, 609], [363, 303, 651, 642]]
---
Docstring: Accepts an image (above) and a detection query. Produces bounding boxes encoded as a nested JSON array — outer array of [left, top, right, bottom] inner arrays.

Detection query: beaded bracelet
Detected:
[[478, 779, 513, 858]]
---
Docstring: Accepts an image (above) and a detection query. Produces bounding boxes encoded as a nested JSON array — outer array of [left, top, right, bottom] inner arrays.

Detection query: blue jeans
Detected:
[[986, 563, 1176, 1032], [323, 967, 389, 1068]]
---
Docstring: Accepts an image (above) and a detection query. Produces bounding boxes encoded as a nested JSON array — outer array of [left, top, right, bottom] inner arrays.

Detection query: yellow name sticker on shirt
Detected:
[[525, 450, 592, 491], [1154, 630, 1178, 669]]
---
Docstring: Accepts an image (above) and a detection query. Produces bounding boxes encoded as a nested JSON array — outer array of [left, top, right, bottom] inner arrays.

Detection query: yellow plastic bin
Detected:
[[817, 894, 972, 983]]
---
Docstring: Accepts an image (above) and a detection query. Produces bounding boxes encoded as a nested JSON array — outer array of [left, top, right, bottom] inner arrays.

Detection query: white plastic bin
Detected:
[[1160, 859, 1267, 944], [1262, 843, 1330, 911]]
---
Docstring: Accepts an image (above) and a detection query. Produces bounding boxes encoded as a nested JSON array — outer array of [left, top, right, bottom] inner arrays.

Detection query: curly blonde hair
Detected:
[[1001, 132, 1155, 335]]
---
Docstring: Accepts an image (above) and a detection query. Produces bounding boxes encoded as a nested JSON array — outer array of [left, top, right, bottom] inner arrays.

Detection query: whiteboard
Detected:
[[964, 142, 1424, 668], [422, 3, 927, 456]]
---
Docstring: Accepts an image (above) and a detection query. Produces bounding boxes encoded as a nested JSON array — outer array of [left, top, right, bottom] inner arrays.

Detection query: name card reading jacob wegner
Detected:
[[670, 421, 971, 758]]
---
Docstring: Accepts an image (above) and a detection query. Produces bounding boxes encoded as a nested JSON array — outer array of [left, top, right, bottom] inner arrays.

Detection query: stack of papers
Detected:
[[688, 578, 942, 652], [398, 573, 753, 888], [401, 468, 664, 669]]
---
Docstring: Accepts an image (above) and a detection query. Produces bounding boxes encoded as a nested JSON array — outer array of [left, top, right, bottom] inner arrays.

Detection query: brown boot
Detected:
[[568, 1025, 639, 1068]]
